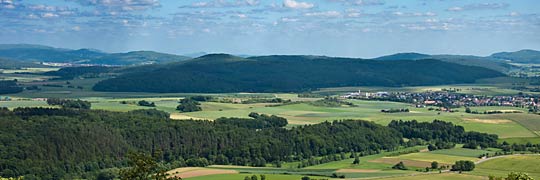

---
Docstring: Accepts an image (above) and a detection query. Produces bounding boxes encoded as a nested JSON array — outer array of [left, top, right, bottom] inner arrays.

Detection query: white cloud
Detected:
[[280, 17, 299, 22], [236, 14, 247, 18], [425, 18, 438, 23], [447, 3, 509, 12], [348, 12, 361, 17], [69, 0, 160, 11], [328, 0, 384, 6], [447, 7, 463, 12], [0, 0, 15, 9], [305, 11, 341, 18], [392, 11, 436, 17], [182, 0, 260, 8], [42, 13, 58, 18], [283, 0, 314, 9]]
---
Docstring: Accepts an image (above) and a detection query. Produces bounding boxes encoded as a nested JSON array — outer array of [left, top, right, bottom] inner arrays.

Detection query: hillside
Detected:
[[0, 44, 105, 63], [374, 53, 511, 72], [0, 44, 190, 66], [490, 49, 540, 63], [374, 53, 431, 61], [430, 55, 511, 72], [93, 54, 505, 93], [85, 51, 190, 65], [0, 58, 46, 69]]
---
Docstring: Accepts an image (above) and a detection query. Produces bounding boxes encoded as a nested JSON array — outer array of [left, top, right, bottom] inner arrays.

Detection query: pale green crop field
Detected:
[[394, 152, 478, 164], [471, 155, 540, 179], [498, 137, 540, 144], [0, 68, 59, 73], [3, 95, 538, 140], [184, 174, 321, 180], [427, 148, 495, 158], [185, 146, 497, 180], [179, 100, 537, 139], [0, 100, 50, 109], [378, 173, 486, 180]]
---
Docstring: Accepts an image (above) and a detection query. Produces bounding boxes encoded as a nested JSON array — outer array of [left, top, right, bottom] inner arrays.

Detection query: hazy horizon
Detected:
[[1, 0, 539, 58]]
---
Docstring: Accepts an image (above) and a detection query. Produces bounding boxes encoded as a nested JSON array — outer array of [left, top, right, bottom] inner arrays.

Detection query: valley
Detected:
[[1, 57, 540, 179]]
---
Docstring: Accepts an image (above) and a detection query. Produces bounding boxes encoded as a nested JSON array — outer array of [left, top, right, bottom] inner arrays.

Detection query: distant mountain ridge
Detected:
[[1, 43, 537, 70], [0, 44, 190, 66], [373, 52, 432, 61], [490, 49, 540, 63], [372, 51, 540, 72], [93, 54, 505, 93], [375, 49, 540, 63]]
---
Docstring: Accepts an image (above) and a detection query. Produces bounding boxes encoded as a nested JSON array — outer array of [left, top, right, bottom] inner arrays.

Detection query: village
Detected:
[[341, 90, 540, 113]]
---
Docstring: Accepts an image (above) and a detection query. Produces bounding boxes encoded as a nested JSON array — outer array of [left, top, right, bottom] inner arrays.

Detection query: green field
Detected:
[[184, 174, 321, 180], [427, 148, 494, 158], [181, 146, 503, 180], [472, 155, 540, 179], [499, 137, 540, 144], [392, 152, 478, 164], [180, 100, 538, 138], [0, 67, 59, 82], [8, 72, 540, 139], [3, 95, 539, 140], [378, 173, 486, 180], [0, 100, 50, 109]]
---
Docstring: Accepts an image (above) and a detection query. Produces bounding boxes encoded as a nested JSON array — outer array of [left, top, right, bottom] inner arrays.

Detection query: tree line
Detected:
[[0, 80, 22, 95], [0, 108, 401, 179]]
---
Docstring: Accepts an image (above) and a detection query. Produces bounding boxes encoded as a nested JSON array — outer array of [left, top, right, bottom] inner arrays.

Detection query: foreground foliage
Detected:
[[0, 108, 401, 179]]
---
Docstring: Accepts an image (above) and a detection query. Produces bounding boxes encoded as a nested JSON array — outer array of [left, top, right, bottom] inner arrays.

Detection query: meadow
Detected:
[[3, 92, 539, 141], [471, 155, 540, 179], [170, 145, 516, 179]]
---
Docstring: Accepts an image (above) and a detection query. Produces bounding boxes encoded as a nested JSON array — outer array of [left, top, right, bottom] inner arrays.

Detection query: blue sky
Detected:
[[0, 0, 539, 58]]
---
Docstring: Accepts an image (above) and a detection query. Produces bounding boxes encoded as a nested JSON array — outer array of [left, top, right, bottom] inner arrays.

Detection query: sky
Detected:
[[0, 0, 539, 58]]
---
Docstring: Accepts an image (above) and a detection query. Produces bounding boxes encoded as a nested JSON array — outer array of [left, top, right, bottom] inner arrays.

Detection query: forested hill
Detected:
[[0, 44, 105, 63], [374, 53, 511, 72], [490, 49, 540, 63], [0, 44, 190, 66], [93, 54, 505, 93], [0, 58, 46, 69]]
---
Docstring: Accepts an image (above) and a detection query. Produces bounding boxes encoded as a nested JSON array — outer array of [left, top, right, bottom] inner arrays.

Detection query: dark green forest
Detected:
[[43, 66, 117, 80], [93, 54, 504, 93], [0, 80, 23, 94], [0, 58, 45, 69], [0, 107, 504, 179], [0, 44, 190, 66]]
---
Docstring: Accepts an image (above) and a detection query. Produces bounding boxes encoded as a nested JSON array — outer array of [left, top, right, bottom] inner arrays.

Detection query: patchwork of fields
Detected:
[[3, 92, 540, 141], [167, 147, 535, 180], [472, 155, 540, 179]]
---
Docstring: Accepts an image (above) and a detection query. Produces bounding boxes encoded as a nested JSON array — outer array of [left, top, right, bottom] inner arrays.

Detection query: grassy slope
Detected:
[[394, 152, 477, 164], [427, 148, 494, 158], [471, 155, 540, 179], [180, 100, 537, 138], [378, 173, 486, 180], [184, 174, 320, 180]]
